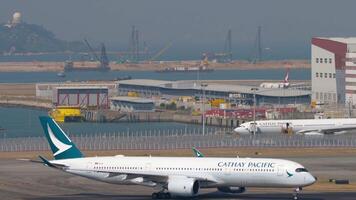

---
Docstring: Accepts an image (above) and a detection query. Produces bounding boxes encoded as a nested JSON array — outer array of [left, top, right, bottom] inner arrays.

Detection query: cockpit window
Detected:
[[295, 168, 308, 172]]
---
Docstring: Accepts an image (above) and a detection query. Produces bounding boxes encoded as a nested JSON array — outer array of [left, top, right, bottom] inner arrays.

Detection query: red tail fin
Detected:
[[284, 69, 290, 83]]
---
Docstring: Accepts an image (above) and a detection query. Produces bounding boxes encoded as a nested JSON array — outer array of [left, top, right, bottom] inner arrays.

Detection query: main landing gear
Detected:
[[292, 187, 302, 200], [151, 192, 171, 199]]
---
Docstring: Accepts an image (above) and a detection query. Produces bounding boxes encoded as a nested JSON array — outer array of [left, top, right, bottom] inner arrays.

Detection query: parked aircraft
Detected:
[[260, 69, 290, 89], [234, 118, 356, 136]]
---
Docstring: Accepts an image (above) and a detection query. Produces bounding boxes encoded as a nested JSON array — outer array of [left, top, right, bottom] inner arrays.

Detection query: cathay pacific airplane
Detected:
[[37, 116, 316, 199], [234, 118, 356, 136]]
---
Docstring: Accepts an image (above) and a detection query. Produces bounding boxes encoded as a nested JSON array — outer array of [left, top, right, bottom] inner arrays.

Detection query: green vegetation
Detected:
[[0, 23, 86, 53]]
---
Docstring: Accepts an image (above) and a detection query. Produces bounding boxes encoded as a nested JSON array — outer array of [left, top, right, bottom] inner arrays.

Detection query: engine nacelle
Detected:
[[167, 176, 200, 197], [218, 186, 246, 193]]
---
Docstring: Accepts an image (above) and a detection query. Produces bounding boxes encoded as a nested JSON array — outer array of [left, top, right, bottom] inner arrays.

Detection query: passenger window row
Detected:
[[156, 167, 223, 171], [234, 168, 275, 172], [155, 167, 275, 172], [94, 166, 143, 170], [94, 166, 275, 173]]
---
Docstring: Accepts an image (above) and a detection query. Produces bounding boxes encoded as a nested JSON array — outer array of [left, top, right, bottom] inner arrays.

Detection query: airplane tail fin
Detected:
[[192, 147, 204, 157], [39, 116, 83, 160], [284, 69, 290, 83]]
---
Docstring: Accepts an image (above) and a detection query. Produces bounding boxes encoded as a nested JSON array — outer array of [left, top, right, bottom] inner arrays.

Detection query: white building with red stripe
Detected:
[[311, 37, 356, 105]]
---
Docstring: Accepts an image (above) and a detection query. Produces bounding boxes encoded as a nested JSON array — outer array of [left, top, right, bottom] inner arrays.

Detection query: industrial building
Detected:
[[311, 37, 356, 105], [110, 96, 155, 112], [117, 79, 311, 105], [53, 86, 109, 109], [36, 82, 117, 99]]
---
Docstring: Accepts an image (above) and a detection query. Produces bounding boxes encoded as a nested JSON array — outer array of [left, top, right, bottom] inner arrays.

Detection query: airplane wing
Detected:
[[92, 169, 218, 187], [296, 126, 356, 135]]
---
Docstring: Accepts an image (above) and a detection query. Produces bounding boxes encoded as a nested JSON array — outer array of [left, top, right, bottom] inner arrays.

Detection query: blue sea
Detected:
[[0, 69, 310, 83], [0, 106, 209, 138]]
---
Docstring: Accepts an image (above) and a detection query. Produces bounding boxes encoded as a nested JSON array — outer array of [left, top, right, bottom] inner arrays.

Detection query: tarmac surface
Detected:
[[0, 157, 356, 200], [0, 154, 356, 200]]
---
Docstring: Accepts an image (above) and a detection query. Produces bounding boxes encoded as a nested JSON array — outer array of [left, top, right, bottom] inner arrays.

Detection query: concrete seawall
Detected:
[[0, 98, 51, 110], [85, 110, 241, 128]]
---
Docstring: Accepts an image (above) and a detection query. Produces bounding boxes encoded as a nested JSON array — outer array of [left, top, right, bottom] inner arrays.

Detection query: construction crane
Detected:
[[250, 26, 262, 64], [149, 42, 173, 61], [83, 39, 110, 70], [84, 39, 100, 61], [99, 43, 109, 69]]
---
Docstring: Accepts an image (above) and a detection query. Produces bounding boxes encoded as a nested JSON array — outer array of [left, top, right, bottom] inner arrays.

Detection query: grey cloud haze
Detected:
[[1, 0, 356, 59]]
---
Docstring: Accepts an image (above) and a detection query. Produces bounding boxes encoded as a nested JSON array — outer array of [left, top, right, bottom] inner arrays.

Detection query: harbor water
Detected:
[[0, 106, 213, 138], [0, 69, 310, 83]]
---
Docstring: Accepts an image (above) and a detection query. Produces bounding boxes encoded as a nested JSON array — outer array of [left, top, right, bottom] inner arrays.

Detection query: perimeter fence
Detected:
[[1, 127, 356, 152]]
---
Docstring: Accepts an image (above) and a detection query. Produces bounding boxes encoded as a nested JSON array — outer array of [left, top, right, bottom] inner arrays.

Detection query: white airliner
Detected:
[[37, 116, 316, 199], [260, 69, 290, 89], [234, 118, 356, 136]]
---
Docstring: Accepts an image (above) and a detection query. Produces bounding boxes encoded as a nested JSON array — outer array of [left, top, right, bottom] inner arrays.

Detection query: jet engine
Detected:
[[167, 176, 199, 197], [217, 186, 246, 193]]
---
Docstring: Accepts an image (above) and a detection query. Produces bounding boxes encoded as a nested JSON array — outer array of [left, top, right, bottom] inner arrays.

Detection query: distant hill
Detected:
[[0, 23, 86, 53]]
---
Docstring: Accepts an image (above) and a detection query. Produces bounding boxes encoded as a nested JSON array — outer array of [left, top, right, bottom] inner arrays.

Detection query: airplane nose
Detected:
[[234, 127, 249, 135], [305, 174, 317, 185]]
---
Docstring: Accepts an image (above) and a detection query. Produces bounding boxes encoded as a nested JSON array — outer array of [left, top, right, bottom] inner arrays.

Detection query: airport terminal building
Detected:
[[117, 79, 311, 106], [312, 37, 356, 105]]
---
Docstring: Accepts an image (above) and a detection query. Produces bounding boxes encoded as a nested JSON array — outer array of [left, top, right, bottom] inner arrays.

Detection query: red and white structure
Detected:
[[311, 37, 356, 105], [53, 86, 109, 109]]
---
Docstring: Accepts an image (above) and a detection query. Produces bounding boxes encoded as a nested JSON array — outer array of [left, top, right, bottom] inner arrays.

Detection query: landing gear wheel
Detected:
[[292, 187, 301, 200], [157, 193, 166, 199], [164, 193, 171, 199], [152, 192, 171, 199], [152, 193, 158, 199]]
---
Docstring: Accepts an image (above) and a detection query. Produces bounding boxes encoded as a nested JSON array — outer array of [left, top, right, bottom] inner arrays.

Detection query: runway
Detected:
[[0, 154, 356, 200], [24, 192, 356, 200]]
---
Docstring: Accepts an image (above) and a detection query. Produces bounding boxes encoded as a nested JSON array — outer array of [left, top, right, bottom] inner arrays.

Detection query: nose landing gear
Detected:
[[293, 187, 302, 200]]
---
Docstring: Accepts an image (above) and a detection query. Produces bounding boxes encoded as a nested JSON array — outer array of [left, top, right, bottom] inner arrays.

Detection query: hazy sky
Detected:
[[1, 0, 356, 59]]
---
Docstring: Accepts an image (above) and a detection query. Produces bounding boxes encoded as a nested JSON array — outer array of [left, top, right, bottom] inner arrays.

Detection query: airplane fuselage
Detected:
[[234, 118, 356, 135], [52, 156, 315, 188]]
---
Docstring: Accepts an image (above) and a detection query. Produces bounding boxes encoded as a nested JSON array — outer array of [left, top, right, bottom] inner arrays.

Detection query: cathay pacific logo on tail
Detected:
[[47, 124, 72, 156], [40, 116, 83, 160]]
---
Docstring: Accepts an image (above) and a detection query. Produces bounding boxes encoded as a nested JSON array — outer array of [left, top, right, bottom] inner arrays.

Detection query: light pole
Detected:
[[348, 97, 353, 118], [201, 83, 208, 136], [251, 87, 259, 135]]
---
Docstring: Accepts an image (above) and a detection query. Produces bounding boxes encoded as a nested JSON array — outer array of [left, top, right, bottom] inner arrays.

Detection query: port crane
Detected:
[[83, 39, 110, 70], [149, 42, 173, 61]]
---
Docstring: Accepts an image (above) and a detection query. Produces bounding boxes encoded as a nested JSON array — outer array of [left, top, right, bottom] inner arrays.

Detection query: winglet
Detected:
[[192, 147, 204, 157]]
